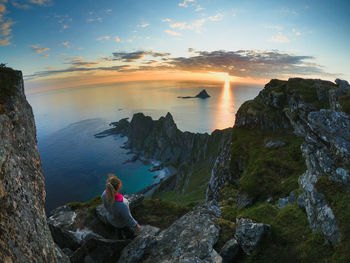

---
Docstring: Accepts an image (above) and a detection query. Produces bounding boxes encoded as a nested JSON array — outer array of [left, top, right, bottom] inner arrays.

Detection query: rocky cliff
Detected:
[[96, 111, 232, 204], [0, 68, 60, 263], [208, 77, 350, 262]]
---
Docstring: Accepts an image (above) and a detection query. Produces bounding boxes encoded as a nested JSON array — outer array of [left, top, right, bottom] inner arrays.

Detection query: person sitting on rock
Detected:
[[101, 174, 141, 239]]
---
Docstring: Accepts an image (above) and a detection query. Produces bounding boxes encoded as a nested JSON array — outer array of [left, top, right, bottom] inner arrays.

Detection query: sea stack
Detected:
[[195, 89, 211, 99]]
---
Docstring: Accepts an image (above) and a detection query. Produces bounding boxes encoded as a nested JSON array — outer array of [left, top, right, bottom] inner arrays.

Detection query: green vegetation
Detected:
[[316, 176, 350, 263], [153, 161, 211, 205], [132, 198, 191, 230], [338, 95, 350, 115], [214, 218, 236, 251], [229, 127, 306, 202], [67, 195, 102, 213], [221, 202, 333, 263], [0, 65, 20, 108]]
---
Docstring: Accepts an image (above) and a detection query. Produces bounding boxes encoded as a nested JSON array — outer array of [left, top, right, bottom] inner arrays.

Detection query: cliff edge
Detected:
[[0, 67, 60, 263]]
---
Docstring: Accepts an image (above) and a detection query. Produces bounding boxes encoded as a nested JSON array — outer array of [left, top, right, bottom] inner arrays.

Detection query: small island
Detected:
[[178, 89, 210, 99]]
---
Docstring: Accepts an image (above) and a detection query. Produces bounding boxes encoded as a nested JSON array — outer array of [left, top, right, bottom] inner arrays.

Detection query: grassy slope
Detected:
[[217, 78, 349, 262]]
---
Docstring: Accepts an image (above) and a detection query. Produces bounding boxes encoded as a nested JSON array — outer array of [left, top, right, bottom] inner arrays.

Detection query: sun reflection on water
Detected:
[[216, 79, 235, 130]]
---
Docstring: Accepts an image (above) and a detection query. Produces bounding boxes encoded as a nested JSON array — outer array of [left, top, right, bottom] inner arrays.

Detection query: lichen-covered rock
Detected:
[[48, 204, 115, 251], [119, 201, 222, 263], [0, 70, 58, 262], [278, 191, 296, 210], [219, 238, 240, 263], [234, 218, 271, 255], [206, 144, 234, 201], [117, 225, 160, 263]]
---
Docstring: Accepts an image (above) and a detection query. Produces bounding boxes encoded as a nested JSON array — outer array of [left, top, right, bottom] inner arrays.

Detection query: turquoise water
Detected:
[[26, 80, 262, 212]]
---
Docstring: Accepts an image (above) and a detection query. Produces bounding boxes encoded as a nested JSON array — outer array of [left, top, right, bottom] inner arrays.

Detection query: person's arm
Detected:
[[118, 203, 139, 229]]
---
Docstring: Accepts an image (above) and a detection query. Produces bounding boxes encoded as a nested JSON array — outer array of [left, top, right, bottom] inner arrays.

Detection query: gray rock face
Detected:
[[119, 202, 222, 263], [0, 70, 58, 262], [71, 237, 130, 263], [55, 245, 70, 263], [219, 238, 240, 263], [234, 218, 271, 255], [206, 144, 234, 201], [226, 78, 350, 245], [97, 112, 232, 167], [278, 191, 296, 210], [296, 109, 350, 244], [117, 225, 160, 263], [265, 140, 286, 149]]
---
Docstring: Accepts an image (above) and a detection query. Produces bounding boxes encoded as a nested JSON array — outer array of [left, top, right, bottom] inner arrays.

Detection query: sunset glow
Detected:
[[0, 0, 349, 93]]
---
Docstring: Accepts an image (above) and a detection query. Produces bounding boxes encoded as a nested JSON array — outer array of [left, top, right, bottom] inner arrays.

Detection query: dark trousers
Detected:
[[115, 226, 136, 240]]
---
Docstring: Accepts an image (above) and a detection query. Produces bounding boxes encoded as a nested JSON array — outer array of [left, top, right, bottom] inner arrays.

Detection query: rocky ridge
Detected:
[[208, 77, 350, 249]]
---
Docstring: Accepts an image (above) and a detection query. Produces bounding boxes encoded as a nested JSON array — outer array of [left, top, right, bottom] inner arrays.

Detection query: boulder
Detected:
[[234, 218, 271, 255], [335, 78, 350, 89], [219, 238, 240, 263], [278, 191, 296, 210], [70, 237, 130, 263], [117, 225, 160, 263], [120, 202, 222, 262]]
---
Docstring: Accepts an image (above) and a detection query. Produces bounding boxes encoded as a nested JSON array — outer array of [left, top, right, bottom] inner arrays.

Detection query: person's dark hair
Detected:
[[106, 174, 122, 204]]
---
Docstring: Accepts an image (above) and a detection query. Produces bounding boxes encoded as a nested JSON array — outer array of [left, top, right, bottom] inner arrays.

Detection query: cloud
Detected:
[[65, 57, 99, 68], [178, 0, 196, 8], [265, 25, 283, 30], [208, 13, 224, 21], [0, 35, 10, 46], [28, 0, 51, 5], [115, 36, 121, 42], [165, 29, 181, 36], [41, 54, 49, 57], [62, 41, 70, 48], [137, 23, 149, 28], [110, 51, 170, 62], [188, 48, 195, 52], [170, 18, 205, 32], [11, 1, 31, 9], [31, 44, 50, 53], [293, 28, 301, 36], [195, 5, 203, 11], [87, 17, 102, 23], [162, 18, 172, 23], [105, 9, 112, 14], [26, 49, 334, 81], [0, 3, 5, 12], [26, 64, 131, 79], [270, 32, 290, 43], [96, 35, 111, 41]]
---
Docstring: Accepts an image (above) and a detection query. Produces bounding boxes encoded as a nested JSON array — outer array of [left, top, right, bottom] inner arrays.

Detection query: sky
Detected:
[[0, 0, 349, 93]]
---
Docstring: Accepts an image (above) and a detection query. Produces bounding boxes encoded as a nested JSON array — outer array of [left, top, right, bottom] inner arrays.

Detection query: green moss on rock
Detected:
[[229, 127, 305, 202], [339, 95, 350, 115], [132, 198, 191, 230], [67, 195, 102, 213]]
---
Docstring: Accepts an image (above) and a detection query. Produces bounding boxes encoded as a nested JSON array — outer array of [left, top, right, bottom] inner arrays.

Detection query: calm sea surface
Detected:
[[26, 80, 262, 212]]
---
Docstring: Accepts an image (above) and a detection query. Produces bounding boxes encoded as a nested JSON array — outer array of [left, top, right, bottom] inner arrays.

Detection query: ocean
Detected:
[[26, 80, 262, 212]]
